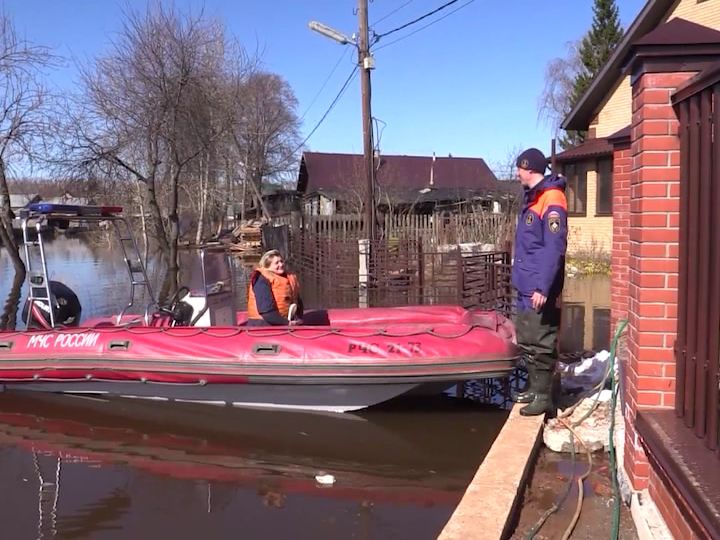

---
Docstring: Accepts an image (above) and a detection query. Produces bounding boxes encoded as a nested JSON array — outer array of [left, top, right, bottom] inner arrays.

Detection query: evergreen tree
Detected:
[[562, 0, 624, 148]]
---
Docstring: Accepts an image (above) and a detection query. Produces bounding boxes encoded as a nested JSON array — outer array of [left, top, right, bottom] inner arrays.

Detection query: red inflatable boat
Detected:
[[0, 204, 520, 412]]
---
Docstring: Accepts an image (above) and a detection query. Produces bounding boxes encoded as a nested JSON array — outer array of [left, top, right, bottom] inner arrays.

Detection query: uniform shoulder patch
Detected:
[[540, 189, 568, 213], [525, 213, 534, 226], [547, 210, 562, 234]]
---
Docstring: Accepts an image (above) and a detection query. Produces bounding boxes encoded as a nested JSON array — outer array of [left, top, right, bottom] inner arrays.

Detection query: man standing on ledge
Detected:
[[511, 148, 568, 416]]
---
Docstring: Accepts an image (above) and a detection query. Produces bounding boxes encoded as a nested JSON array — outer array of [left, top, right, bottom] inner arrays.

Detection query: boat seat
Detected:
[[86, 315, 147, 328]]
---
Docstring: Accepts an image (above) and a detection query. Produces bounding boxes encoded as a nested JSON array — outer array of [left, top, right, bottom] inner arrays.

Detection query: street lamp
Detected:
[[308, 21, 354, 45]]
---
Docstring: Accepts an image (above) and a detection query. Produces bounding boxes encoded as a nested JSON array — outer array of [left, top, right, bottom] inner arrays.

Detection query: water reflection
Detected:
[[0, 392, 507, 539], [561, 276, 611, 353]]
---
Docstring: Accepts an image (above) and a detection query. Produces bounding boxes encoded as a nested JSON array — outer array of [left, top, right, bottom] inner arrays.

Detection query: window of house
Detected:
[[592, 308, 611, 352], [596, 157, 613, 216], [562, 162, 588, 216]]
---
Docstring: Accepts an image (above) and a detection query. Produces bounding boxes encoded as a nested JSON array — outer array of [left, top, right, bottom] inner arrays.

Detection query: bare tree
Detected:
[[229, 71, 301, 219], [537, 40, 582, 143], [61, 5, 237, 291], [490, 144, 527, 181], [0, 273, 23, 330], [0, 14, 55, 329]]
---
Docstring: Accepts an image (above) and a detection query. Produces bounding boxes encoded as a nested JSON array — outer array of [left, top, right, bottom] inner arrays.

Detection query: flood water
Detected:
[[0, 236, 519, 540], [0, 393, 507, 540]]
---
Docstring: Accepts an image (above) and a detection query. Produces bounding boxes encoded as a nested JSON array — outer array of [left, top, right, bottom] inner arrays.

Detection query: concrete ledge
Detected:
[[438, 404, 545, 540], [631, 491, 673, 540]]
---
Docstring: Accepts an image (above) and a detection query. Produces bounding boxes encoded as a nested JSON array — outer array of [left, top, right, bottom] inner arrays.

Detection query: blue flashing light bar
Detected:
[[25, 203, 123, 217]]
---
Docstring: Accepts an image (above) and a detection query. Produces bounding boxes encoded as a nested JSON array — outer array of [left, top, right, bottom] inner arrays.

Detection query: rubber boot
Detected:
[[513, 363, 537, 403], [519, 370, 554, 416]]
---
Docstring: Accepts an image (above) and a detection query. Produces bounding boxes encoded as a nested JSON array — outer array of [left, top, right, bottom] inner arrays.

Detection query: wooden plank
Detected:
[[706, 84, 720, 451], [694, 88, 713, 437]]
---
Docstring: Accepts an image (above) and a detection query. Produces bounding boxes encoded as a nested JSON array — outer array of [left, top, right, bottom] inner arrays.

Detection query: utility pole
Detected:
[[308, 6, 377, 306], [358, 0, 376, 243]]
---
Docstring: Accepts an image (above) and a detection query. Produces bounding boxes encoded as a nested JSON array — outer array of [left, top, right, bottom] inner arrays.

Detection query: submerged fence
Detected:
[[265, 210, 516, 312], [288, 234, 514, 315]]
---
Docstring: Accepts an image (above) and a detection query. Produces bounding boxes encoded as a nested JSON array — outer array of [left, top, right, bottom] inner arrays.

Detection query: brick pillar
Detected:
[[611, 145, 631, 329], [623, 71, 695, 490]]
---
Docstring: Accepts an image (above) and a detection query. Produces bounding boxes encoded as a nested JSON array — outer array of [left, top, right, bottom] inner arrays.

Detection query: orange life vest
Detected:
[[247, 268, 300, 320]]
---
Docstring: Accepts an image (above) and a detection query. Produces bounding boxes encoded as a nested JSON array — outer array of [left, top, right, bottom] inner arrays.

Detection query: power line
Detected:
[[372, 117, 387, 153], [292, 65, 359, 155], [373, 0, 475, 51], [299, 47, 351, 121], [373, 0, 462, 42], [372, 0, 414, 26]]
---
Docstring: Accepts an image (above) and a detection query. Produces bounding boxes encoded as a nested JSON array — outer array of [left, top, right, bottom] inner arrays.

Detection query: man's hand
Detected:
[[531, 291, 547, 311]]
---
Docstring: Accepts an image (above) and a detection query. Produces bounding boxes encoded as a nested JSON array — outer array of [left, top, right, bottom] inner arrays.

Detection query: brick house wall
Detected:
[[649, 468, 706, 539], [623, 70, 695, 489], [616, 66, 699, 536], [611, 146, 631, 330]]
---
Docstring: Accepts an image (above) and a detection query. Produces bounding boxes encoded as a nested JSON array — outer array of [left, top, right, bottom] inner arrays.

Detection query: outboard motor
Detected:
[[178, 248, 236, 327], [22, 281, 82, 329]]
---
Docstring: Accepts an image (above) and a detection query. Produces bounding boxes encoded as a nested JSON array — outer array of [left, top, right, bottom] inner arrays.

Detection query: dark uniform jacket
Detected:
[[511, 175, 568, 311]]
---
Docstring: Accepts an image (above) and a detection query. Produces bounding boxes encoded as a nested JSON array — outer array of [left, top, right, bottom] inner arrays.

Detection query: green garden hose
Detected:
[[608, 319, 628, 540]]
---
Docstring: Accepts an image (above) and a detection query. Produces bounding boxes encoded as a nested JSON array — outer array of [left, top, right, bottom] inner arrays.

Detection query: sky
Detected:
[[2, 0, 647, 175]]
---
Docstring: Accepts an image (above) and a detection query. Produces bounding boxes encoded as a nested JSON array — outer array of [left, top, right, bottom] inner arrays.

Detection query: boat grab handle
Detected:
[[108, 340, 130, 351], [252, 343, 281, 355], [0, 341, 13, 351]]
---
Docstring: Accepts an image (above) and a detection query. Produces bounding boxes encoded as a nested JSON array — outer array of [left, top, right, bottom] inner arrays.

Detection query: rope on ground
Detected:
[[558, 418, 593, 540]]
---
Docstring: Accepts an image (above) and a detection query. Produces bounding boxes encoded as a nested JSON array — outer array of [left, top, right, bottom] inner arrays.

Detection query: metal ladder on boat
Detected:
[[114, 219, 156, 324], [21, 214, 55, 329]]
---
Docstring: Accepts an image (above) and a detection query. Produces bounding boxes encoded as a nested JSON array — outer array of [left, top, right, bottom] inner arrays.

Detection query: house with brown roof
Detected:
[[558, 1, 720, 258], [560, 0, 720, 537], [296, 151, 518, 216]]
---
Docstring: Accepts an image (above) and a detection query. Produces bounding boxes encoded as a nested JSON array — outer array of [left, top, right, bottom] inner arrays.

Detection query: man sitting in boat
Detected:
[[246, 249, 303, 326]]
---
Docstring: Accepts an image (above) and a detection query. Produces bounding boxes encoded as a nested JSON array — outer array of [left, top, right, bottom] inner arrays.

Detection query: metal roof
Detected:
[[297, 152, 500, 195]]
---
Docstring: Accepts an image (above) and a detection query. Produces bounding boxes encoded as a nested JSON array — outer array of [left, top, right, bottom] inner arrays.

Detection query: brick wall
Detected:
[[621, 70, 695, 491], [611, 146, 631, 330], [648, 467, 707, 539]]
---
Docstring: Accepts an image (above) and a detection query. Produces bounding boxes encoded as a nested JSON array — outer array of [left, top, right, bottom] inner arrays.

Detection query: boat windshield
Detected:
[[178, 248, 233, 297]]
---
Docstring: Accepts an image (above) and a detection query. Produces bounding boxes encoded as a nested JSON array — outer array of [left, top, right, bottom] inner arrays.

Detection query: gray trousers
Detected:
[[514, 304, 561, 373]]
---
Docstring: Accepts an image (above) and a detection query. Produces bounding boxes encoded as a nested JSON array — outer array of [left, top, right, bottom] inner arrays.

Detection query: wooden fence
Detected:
[[273, 211, 515, 247]]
